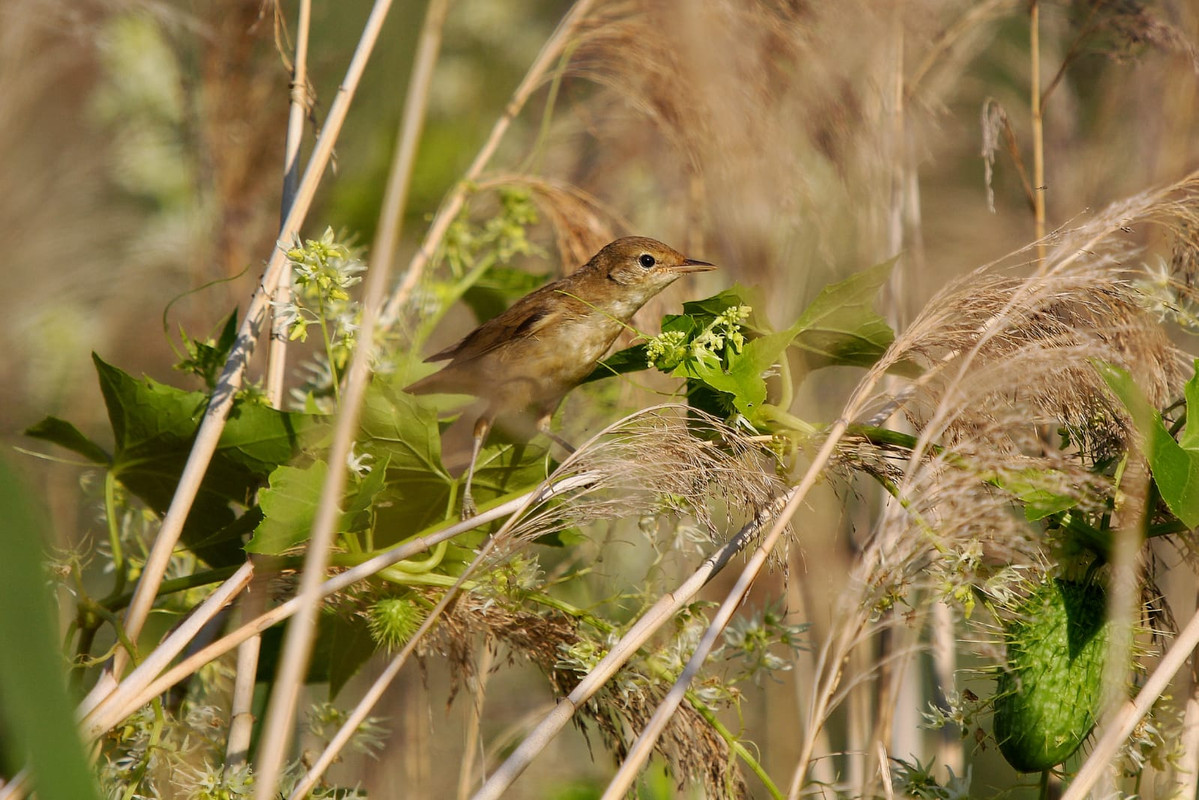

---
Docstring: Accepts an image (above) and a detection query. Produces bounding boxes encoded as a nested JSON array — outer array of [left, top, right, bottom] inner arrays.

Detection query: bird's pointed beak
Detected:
[[670, 258, 717, 274]]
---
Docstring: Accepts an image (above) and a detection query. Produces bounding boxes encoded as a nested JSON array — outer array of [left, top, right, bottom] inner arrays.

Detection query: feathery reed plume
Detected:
[[427, 593, 747, 798], [491, 406, 785, 560], [792, 174, 1198, 791]]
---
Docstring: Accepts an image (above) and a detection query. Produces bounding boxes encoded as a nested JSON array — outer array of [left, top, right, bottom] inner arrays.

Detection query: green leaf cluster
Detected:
[[1099, 358, 1199, 529], [590, 259, 897, 431], [28, 355, 312, 566]]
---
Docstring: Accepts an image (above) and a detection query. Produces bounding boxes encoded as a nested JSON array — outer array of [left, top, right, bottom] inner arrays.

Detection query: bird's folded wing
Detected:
[[424, 302, 560, 363]]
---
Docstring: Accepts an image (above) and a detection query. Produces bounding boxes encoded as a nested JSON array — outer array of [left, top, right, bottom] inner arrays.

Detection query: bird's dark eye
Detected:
[[638, 253, 656, 268]]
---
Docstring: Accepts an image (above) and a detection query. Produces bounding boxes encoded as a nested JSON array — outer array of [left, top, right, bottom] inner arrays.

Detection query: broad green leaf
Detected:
[[361, 382, 449, 482], [362, 383, 461, 544], [472, 440, 552, 501], [680, 286, 754, 318], [371, 438, 552, 548], [683, 328, 796, 423], [24, 417, 111, 464], [247, 458, 387, 555], [89, 355, 312, 564], [0, 459, 102, 800], [256, 612, 347, 685], [246, 461, 327, 555], [990, 468, 1082, 521], [790, 258, 896, 369], [1098, 359, 1199, 528]]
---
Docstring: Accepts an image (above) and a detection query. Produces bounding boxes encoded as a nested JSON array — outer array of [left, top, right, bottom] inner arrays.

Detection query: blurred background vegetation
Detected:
[[3, 0, 1199, 797]]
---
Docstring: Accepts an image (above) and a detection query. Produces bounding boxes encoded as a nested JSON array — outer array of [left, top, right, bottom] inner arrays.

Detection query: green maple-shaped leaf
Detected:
[[28, 355, 312, 565], [246, 455, 391, 555]]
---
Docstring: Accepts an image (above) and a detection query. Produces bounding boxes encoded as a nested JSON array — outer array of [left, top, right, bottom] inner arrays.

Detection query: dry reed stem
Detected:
[[380, 0, 599, 327], [77, 561, 255, 722], [110, 0, 399, 686], [256, 0, 451, 790], [225, 0, 313, 768], [80, 478, 596, 741], [263, 0, 311, 407], [1180, 693, 1199, 798], [1094, 462, 1149, 798], [1061, 601, 1199, 800], [224, 587, 264, 767], [1030, 0, 1046, 262], [785, 173, 1199, 795], [457, 641, 494, 800], [930, 601, 962, 774], [255, 0, 439, 788], [472, 484, 798, 800]]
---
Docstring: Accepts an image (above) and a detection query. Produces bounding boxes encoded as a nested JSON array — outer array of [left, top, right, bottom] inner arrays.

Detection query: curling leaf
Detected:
[[1098, 358, 1199, 529]]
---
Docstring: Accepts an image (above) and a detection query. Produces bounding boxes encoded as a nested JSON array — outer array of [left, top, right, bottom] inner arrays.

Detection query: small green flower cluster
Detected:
[[272, 228, 366, 410], [97, 699, 382, 799], [721, 602, 807, 683], [278, 227, 366, 344], [443, 187, 539, 278], [889, 756, 972, 800], [646, 305, 751, 371]]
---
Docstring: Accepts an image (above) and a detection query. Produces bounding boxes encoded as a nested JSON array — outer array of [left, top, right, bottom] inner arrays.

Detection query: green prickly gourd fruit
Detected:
[[993, 578, 1109, 773]]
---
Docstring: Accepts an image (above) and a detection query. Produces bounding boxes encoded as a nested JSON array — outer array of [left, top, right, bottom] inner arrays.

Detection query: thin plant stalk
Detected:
[[878, 741, 895, 800], [458, 641, 494, 800], [225, 0, 314, 768], [786, 555, 836, 788], [251, 0, 447, 790], [1096, 465, 1149, 799], [81, 477, 596, 741], [930, 601, 962, 774], [225, 576, 267, 767], [470, 487, 798, 800], [77, 562, 255, 721], [289, 415, 567, 799], [905, 0, 1017, 100], [1060, 602, 1199, 800], [599, 423, 853, 800], [1030, 0, 1046, 261], [380, 0, 598, 326], [109, 0, 400, 688], [264, 0, 311, 405]]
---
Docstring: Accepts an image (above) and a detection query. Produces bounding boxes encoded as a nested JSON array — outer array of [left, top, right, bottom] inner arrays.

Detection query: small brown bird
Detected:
[[406, 236, 715, 517]]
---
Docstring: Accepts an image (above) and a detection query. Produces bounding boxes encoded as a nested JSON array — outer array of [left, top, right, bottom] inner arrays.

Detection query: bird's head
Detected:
[[588, 236, 716, 309]]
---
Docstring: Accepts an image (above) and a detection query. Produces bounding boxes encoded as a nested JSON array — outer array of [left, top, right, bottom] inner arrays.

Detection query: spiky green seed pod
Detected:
[[993, 578, 1108, 773], [367, 596, 424, 652]]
